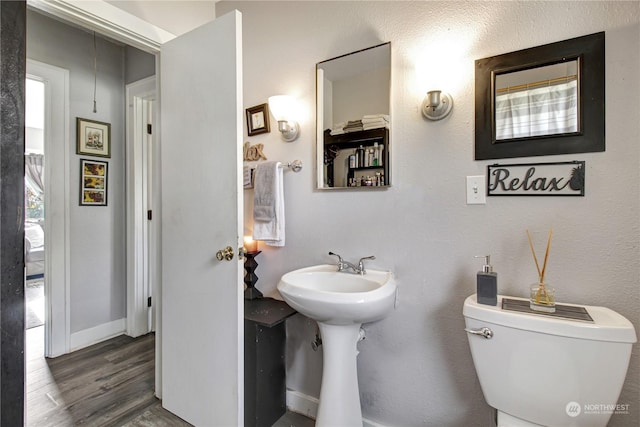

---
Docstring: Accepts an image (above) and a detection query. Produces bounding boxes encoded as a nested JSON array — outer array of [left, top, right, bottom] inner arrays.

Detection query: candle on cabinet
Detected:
[[244, 236, 258, 252]]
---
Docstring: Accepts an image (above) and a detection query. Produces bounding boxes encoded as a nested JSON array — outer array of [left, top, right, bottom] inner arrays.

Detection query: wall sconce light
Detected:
[[268, 95, 300, 142], [421, 90, 453, 121]]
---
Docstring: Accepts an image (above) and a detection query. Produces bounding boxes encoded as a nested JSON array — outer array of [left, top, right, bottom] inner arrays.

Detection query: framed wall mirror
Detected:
[[316, 42, 391, 189], [475, 32, 604, 160]]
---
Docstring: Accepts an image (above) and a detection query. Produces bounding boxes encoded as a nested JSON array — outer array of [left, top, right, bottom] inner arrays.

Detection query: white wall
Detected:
[[219, 1, 640, 426], [27, 10, 128, 336], [332, 67, 390, 125]]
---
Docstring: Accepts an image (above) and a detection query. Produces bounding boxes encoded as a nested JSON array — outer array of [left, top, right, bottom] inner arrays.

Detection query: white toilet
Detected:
[[463, 294, 636, 427]]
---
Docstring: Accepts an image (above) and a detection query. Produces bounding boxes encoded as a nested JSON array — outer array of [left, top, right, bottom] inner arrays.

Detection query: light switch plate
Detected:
[[466, 176, 486, 204]]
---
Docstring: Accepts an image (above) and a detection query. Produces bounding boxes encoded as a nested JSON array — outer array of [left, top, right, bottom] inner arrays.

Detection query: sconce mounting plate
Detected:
[[277, 120, 299, 142], [422, 92, 453, 121]]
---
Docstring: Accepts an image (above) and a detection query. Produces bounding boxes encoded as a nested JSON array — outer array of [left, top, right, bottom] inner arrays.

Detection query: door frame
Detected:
[[26, 59, 71, 358], [27, 0, 174, 53], [28, 0, 167, 383], [126, 76, 156, 338]]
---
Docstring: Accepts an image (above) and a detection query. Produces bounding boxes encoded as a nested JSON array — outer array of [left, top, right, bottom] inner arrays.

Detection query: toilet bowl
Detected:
[[463, 294, 636, 427]]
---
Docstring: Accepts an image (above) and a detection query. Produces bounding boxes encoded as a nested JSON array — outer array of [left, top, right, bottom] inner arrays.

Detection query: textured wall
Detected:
[[219, 1, 640, 425]]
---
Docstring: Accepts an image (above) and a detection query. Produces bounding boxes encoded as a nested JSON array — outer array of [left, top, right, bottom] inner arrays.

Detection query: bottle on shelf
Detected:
[[357, 145, 365, 168], [373, 142, 380, 166]]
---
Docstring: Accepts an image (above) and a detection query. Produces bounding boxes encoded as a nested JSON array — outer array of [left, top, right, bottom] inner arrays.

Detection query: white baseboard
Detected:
[[285, 389, 387, 427], [70, 318, 126, 351], [286, 389, 318, 420]]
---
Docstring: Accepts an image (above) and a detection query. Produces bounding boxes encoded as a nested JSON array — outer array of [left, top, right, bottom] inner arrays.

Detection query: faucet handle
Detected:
[[357, 255, 376, 274], [328, 251, 343, 262], [329, 251, 345, 270], [358, 255, 376, 263]]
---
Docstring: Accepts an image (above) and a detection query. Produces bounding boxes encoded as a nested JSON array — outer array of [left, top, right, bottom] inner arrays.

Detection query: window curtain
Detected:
[[495, 80, 578, 140], [25, 153, 44, 199]]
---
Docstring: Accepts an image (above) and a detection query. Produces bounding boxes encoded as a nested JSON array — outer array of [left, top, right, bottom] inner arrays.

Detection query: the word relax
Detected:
[[490, 167, 569, 191], [487, 162, 584, 196]]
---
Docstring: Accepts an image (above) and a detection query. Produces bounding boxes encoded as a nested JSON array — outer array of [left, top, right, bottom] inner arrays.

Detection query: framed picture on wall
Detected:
[[80, 159, 108, 206], [77, 117, 111, 158], [246, 103, 270, 136]]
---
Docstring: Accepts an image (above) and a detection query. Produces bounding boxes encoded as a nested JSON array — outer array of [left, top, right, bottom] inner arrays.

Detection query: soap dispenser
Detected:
[[475, 255, 497, 306]]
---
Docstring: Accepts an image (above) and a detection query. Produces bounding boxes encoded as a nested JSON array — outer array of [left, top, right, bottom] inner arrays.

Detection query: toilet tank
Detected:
[[463, 294, 636, 427]]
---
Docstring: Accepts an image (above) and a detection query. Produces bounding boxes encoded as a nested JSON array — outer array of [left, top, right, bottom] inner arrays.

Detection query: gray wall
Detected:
[[125, 45, 155, 84], [219, 1, 640, 426], [26, 10, 152, 335]]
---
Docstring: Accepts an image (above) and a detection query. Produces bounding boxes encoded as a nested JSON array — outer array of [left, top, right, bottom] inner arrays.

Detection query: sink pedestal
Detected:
[[316, 323, 363, 427], [276, 264, 397, 427]]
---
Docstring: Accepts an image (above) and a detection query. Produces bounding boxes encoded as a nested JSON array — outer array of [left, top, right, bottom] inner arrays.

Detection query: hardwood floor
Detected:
[[26, 326, 191, 427], [26, 327, 315, 427]]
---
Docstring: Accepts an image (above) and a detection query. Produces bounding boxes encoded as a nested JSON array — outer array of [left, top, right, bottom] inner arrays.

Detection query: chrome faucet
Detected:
[[329, 252, 376, 275]]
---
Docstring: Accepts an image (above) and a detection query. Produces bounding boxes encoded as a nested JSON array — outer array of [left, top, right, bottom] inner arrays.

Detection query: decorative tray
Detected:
[[502, 298, 593, 322]]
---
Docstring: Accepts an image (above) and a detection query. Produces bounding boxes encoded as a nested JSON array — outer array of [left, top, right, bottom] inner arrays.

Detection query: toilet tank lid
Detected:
[[463, 294, 637, 344]]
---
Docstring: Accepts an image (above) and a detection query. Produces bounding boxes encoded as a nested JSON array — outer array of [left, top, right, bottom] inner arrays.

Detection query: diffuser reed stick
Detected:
[[539, 228, 554, 284], [526, 229, 542, 279], [526, 228, 554, 305]]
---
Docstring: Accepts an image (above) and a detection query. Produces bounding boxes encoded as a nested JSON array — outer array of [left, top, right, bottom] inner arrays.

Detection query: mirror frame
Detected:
[[475, 32, 605, 160]]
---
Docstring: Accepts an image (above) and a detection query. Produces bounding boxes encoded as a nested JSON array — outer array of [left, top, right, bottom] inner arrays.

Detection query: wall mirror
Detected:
[[475, 32, 604, 160], [316, 42, 391, 189]]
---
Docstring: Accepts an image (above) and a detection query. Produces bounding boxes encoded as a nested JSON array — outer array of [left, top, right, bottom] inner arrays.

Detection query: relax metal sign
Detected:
[[487, 161, 585, 196]]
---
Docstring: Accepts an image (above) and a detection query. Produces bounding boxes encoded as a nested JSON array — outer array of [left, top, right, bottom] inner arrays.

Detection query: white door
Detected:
[[126, 76, 155, 338], [160, 10, 243, 426]]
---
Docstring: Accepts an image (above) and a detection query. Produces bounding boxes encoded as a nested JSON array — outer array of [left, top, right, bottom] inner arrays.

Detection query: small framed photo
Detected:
[[80, 159, 108, 206], [246, 103, 270, 136], [77, 117, 111, 158]]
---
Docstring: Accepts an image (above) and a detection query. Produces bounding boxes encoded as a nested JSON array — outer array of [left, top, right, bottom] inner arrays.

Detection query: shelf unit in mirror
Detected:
[[323, 128, 389, 188]]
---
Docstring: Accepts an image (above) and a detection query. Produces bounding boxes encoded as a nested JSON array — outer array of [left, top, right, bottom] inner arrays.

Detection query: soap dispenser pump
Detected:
[[475, 255, 497, 306]]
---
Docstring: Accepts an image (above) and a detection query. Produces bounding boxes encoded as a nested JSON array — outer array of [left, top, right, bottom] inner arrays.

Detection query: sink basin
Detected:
[[277, 264, 397, 325]]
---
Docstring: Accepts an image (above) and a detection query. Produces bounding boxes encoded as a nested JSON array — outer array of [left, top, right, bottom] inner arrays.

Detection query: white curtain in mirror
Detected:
[[495, 80, 578, 140]]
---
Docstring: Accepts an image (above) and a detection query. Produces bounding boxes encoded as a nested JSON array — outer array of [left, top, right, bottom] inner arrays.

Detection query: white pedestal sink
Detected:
[[277, 264, 397, 426]]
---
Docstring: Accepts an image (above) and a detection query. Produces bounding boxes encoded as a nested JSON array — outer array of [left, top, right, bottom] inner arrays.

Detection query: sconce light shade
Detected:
[[268, 95, 300, 141], [421, 90, 453, 121]]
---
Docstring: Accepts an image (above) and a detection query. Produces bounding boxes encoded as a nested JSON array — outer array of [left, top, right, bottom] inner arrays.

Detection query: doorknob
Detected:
[[216, 246, 234, 261]]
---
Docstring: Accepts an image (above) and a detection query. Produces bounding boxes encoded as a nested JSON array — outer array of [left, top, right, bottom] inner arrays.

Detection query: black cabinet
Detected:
[[244, 298, 296, 427]]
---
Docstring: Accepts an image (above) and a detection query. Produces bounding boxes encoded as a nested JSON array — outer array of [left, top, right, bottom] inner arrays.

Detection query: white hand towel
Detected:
[[253, 161, 285, 247]]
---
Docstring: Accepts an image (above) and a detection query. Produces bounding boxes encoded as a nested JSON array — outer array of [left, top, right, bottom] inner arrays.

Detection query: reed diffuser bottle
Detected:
[[526, 229, 556, 313]]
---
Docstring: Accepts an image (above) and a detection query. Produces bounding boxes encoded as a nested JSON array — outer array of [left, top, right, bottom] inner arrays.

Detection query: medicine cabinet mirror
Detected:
[[316, 42, 391, 189], [475, 32, 604, 160]]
